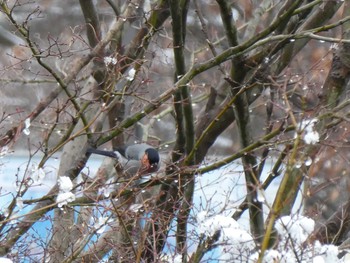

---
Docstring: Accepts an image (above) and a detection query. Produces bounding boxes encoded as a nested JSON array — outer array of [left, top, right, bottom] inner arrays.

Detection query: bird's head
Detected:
[[141, 148, 160, 172]]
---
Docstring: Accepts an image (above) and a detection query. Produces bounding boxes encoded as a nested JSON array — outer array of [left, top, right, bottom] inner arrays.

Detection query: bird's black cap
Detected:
[[145, 148, 160, 165]]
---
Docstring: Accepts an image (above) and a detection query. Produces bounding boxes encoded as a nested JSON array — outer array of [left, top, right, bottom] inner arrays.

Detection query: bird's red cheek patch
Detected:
[[141, 154, 150, 168]]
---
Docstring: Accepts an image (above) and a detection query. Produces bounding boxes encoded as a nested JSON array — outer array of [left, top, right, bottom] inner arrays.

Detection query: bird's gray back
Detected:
[[125, 143, 154, 160]]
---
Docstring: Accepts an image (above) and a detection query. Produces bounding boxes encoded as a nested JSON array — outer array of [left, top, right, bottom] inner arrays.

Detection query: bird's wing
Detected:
[[87, 148, 119, 159], [114, 145, 127, 158]]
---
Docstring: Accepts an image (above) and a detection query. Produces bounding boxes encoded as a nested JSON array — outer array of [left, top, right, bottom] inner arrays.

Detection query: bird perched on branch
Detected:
[[87, 143, 160, 176]]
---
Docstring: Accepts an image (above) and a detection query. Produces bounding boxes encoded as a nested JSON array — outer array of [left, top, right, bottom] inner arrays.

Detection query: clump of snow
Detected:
[[312, 242, 339, 263], [249, 249, 281, 262], [58, 176, 73, 193], [197, 211, 255, 261], [195, 212, 347, 262], [56, 176, 75, 208], [0, 258, 13, 263], [23, 118, 31, 136], [259, 216, 341, 263], [257, 188, 266, 202], [298, 118, 320, 145], [275, 215, 315, 245], [56, 192, 75, 208], [197, 211, 240, 236], [305, 156, 313, 166], [313, 255, 325, 263], [103, 56, 117, 66], [126, 68, 136, 81]]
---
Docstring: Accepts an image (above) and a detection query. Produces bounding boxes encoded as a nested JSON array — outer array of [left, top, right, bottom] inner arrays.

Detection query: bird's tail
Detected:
[[86, 148, 119, 159]]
